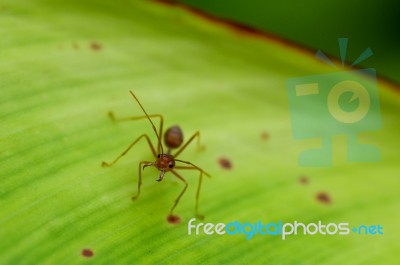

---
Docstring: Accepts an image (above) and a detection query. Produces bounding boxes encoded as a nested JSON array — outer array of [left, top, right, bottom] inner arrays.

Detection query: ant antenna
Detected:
[[129, 91, 164, 154]]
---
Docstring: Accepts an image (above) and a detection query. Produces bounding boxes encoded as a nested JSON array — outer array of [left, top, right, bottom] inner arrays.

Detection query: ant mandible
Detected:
[[102, 91, 211, 221]]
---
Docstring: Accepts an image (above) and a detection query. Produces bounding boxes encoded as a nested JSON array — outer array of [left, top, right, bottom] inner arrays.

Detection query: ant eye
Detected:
[[169, 163, 174, 168], [157, 155, 160, 158]]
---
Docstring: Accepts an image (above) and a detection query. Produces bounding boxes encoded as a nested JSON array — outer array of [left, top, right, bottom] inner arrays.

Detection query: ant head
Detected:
[[155, 154, 175, 171], [153, 154, 175, 181]]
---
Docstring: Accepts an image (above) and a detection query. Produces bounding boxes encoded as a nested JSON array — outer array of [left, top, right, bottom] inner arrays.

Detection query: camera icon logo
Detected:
[[287, 39, 382, 167]]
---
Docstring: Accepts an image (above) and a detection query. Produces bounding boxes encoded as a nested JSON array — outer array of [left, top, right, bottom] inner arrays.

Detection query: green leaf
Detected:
[[1, 0, 399, 264]]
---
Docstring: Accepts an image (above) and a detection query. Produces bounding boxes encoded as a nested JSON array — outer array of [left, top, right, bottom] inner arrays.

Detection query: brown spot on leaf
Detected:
[[167, 214, 181, 224], [90, 42, 102, 51], [299, 175, 309, 185], [260, 131, 269, 141], [81, 248, 94, 258], [218, 157, 232, 170], [316, 192, 331, 204]]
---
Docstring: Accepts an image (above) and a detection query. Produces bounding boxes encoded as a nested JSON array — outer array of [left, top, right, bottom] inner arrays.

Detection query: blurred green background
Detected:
[[1, 0, 399, 264], [176, 0, 400, 84]]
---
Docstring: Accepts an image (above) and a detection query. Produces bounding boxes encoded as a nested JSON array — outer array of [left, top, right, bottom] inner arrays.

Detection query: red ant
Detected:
[[102, 91, 211, 221]]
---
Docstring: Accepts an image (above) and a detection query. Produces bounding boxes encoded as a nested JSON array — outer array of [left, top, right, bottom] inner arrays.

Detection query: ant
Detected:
[[102, 91, 211, 221]]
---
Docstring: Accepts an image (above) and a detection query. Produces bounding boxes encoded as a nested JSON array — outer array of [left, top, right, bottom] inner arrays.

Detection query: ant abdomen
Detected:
[[164, 125, 183, 150]]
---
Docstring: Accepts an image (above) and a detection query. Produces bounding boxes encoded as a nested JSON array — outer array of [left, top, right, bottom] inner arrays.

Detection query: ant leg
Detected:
[[102, 134, 157, 167], [108, 112, 164, 154], [175, 160, 211, 178], [173, 131, 204, 158], [132, 161, 153, 200], [174, 166, 205, 219], [169, 170, 188, 216]]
